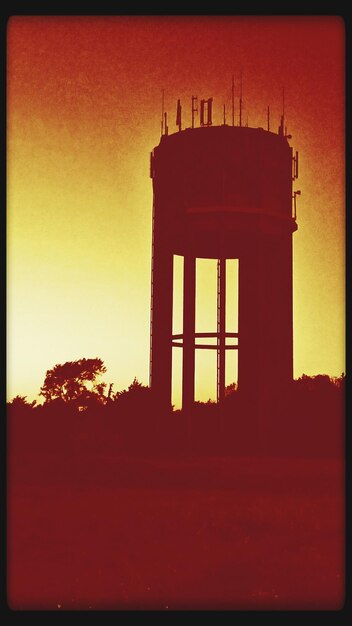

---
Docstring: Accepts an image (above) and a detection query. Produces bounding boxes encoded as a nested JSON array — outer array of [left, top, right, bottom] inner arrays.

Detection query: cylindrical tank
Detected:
[[150, 124, 297, 411]]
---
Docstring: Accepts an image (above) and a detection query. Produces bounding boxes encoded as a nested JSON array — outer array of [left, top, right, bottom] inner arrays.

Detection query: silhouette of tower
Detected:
[[149, 103, 298, 411]]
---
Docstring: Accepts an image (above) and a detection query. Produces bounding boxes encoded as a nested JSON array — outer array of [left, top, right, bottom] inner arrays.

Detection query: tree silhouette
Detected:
[[39, 358, 107, 408], [115, 377, 150, 406], [7, 395, 37, 410], [225, 382, 238, 397]]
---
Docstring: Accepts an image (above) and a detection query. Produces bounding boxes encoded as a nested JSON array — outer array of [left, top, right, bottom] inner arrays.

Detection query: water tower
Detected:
[[149, 94, 299, 411]]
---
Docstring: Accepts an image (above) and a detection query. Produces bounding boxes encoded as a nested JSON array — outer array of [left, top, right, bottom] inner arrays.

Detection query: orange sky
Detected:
[[7, 16, 345, 406]]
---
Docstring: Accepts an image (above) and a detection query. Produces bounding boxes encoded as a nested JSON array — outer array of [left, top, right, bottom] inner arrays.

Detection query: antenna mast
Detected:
[[239, 70, 243, 127], [191, 95, 198, 129], [176, 99, 182, 132], [267, 106, 270, 131], [231, 75, 235, 126], [161, 89, 164, 136], [278, 86, 285, 136]]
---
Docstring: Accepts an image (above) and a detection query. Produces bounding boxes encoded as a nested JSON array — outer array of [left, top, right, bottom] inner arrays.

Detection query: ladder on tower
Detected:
[[217, 259, 226, 403]]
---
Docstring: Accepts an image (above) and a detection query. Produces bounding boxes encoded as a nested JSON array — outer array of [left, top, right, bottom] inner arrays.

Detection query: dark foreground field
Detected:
[[7, 412, 344, 611]]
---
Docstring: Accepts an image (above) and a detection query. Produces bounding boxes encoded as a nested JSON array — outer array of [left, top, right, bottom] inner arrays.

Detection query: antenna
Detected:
[[191, 95, 198, 129], [292, 151, 299, 180], [161, 89, 164, 136], [223, 104, 226, 125], [267, 106, 270, 131], [164, 111, 168, 136], [208, 97, 213, 125], [231, 75, 235, 126], [239, 69, 243, 127], [277, 86, 286, 136], [176, 99, 182, 132], [200, 98, 213, 127], [282, 87, 291, 137], [293, 190, 301, 220], [200, 99, 205, 126]]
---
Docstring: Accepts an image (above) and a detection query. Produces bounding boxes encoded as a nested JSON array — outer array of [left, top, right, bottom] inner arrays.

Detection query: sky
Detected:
[[7, 16, 345, 406]]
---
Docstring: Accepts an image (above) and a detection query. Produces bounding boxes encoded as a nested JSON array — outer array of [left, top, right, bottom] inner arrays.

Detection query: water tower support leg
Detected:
[[217, 258, 226, 403], [182, 255, 196, 411]]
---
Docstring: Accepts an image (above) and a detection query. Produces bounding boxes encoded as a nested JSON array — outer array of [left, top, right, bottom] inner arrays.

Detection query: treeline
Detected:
[[7, 357, 345, 458]]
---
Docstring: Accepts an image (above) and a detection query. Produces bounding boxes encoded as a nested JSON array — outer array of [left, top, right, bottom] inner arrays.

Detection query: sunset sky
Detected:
[[7, 16, 345, 407]]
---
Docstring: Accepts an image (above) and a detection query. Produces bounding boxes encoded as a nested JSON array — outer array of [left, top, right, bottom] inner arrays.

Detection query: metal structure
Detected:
[[149, 94, 299, 411]]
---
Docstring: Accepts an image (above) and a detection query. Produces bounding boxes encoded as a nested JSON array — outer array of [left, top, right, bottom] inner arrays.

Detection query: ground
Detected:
[[7, 431, 344, 610]]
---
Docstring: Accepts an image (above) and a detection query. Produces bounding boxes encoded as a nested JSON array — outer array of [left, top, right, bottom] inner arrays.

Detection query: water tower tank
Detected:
[[150, 122, 298, 411]]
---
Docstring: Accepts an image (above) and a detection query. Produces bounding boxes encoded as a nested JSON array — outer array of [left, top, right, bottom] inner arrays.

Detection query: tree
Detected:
[[7, 395, 37, 411], [39, 358, 107, 408], [115, 377, 149, 403], [225, 382, 238, 397], [114, 377, 155, 416]]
